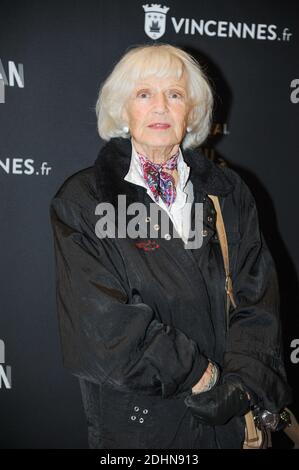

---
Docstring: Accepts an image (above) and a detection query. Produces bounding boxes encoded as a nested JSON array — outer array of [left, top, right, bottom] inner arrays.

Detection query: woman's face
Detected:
[[122, 72, 191, 150]]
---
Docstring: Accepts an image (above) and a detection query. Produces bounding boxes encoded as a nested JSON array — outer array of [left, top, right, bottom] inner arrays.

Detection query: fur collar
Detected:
[[94, 137, 234, 207]]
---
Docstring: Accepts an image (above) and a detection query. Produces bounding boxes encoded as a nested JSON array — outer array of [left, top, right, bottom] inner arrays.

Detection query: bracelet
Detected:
[[193, 362, 220, 395], [204, 362, 219, 392]]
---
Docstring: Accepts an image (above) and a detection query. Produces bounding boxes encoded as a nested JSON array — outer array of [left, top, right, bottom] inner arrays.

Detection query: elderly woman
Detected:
[[50, 43, 291, 449]]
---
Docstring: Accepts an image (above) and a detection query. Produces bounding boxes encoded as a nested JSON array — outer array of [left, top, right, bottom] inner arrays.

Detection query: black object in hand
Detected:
[[184, 380, 250, 426]]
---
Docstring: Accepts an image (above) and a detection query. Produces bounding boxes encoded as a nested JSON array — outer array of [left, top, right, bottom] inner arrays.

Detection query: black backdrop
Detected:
[[0, 0, 298, 449]]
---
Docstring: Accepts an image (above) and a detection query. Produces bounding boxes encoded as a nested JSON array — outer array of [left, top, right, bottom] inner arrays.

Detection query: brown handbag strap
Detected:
[[208, 195, 237, 326]]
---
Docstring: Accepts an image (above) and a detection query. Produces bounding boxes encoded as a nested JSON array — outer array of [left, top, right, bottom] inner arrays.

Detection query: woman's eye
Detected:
[[137, 91, 150, 98], [169, 92, 182, 99]]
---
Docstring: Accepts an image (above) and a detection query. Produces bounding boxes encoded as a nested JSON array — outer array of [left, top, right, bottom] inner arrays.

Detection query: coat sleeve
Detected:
[[49, 195, 209, 399], [222, 179, 292, 412]]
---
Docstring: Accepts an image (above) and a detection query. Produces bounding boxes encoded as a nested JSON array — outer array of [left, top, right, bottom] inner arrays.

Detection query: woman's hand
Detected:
[[185, 379, 251, 426]]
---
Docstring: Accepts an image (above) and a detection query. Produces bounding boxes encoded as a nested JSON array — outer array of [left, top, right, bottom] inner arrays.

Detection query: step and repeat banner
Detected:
[[0, 0, 298, 448]]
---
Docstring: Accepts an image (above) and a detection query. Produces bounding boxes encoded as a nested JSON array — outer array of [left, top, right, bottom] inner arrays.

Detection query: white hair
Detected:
[[95, 43, 214, 150]]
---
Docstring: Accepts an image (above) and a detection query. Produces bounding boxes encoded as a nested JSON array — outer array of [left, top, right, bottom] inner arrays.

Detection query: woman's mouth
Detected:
[[148, 123, 171, 130]]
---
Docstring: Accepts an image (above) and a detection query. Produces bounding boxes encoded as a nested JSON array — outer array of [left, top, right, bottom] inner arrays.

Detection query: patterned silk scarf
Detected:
[[137, 150, 179, 207]]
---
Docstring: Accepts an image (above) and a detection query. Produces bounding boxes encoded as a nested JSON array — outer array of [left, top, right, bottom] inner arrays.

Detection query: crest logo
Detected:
[[143, 4, 169, 40]]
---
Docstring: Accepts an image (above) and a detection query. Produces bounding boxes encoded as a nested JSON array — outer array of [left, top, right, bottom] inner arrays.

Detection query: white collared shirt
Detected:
[[124, 138, 194, 244]]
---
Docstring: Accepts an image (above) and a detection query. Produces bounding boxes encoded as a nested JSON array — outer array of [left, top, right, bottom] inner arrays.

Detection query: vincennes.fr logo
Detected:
[[142, 3, 293, 42]]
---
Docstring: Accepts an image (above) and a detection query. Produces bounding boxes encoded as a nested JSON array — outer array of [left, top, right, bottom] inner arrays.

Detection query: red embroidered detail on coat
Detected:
[[135, 240, 160, 252]]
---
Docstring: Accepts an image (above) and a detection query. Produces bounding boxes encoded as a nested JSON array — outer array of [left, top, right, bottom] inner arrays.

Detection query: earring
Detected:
[[186, 126, 192, 133], [123, 125, 129, 133]]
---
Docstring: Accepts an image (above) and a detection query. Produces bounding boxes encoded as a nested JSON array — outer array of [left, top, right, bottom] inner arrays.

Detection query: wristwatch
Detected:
[[258, 410, 280, 431], [254, 408, 291, 432]]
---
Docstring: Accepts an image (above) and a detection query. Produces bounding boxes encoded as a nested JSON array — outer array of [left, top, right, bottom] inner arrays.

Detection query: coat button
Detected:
[[164, 233, 171, 240], [153, 224, 160, 231], [145, 216, 151, 222], [207, 216, 213, 223], [134, 406, 139, 412], [131, 415, 136, 420], [201, 229, 208, 237], [139, 418, 144, 423], [143, 409, 148, 414]]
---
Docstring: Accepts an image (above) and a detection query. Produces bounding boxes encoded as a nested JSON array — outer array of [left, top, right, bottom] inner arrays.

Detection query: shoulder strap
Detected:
[[208, 195, 237, 324]]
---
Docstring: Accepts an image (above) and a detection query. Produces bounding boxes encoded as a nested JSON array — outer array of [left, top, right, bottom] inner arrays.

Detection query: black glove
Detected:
[[184, 379, 250, 426]]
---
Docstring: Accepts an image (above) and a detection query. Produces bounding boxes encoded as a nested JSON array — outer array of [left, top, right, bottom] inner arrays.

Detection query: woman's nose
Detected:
[[153, 92, 168, 112]]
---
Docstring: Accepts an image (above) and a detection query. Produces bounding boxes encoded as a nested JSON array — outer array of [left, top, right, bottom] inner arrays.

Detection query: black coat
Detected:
[[50, 137, 292, 449]]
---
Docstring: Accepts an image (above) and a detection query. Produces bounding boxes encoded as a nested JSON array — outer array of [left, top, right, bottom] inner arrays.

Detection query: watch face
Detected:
[[261, 410, 279, 429]]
